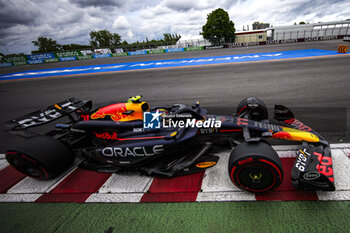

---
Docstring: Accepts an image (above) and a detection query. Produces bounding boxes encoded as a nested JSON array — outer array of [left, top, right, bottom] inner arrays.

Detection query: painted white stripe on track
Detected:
[[197, 191, 256, 202], [201, 152, 239, 192], [316, 149, 350, 201], [330, 143, 350, 149], [86, 193, 144, 203], [272, 145, 299, 151], [341, 148, 350, 157], [326, 149, 350, 191], [276, 150, 296, 158], [0, 194, 42, 202], [317, 191, 350, 201], [0, 160, 9, 171], [98, 173, 153, 194]]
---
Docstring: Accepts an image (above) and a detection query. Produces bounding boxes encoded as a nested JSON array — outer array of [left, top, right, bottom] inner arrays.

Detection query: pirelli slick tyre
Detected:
[[236, 97, 268, 121], [5, 136, 74, 180], [228, 141, 283, 192]]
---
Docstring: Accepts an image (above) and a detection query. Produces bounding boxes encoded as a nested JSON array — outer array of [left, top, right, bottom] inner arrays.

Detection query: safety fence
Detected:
[[224, 26, 350, 47], [224, 35, 348, 48], [0, 46, 209, 68], [1, 29, 349, 68]]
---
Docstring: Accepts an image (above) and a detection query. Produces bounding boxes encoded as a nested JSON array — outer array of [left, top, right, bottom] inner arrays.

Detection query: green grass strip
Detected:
[[1, 201, 349, 233]]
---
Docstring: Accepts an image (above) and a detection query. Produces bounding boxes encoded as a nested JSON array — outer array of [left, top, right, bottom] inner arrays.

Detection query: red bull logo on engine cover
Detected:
[[91, 103, 126, 121], [91, 102, 149, 122]]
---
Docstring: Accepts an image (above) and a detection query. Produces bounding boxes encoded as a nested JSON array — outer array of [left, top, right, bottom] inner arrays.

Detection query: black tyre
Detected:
[[236, 97, 268, 121], [5, 136, 74, 180], [228, 141, 283, 192]]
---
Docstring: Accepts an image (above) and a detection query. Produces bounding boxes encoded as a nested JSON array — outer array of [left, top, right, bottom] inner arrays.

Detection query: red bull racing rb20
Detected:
[[4, 96, 335, 192]]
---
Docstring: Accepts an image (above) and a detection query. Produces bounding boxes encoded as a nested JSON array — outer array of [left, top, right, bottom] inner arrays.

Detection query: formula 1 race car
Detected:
[[4, 96, 335, 192]]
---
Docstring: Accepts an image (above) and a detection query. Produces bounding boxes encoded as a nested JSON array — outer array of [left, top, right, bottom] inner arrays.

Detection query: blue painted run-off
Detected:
[[0, 49, 342, 81]]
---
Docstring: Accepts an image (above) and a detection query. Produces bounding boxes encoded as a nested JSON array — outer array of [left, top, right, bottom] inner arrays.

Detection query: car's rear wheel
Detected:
[[5, 136, 74, 180], [236, 97, 268, 121], [228, 141, 283, 192]]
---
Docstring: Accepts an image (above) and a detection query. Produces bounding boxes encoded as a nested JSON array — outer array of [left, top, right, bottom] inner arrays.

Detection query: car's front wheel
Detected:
[[228, 141, 283, 192]]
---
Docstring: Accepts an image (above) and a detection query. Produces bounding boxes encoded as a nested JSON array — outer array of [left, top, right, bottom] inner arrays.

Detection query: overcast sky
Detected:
[[0, 0, 349, 54]]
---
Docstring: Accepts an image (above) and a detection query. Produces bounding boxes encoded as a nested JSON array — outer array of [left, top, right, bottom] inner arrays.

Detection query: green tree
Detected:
[[202, 8, 235, 44], [163, 33, 181, 42], [89, 30, 121, 48], [299, 21, 306, 25], [31, 37, 61, 52]]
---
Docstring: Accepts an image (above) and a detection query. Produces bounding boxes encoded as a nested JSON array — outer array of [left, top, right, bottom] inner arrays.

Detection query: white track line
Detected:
[[325, 149, 350, 191], [317, 191, 350, 201], [98, 173, 153, 194], [0, 194, 42, 202], [197, 191, 256, 202], [200, 152, 239, 192], [342, 148, 350, 157], [330, 143, 350, 149], [0, 160, 8, 171], [86, 193, 144, 203]]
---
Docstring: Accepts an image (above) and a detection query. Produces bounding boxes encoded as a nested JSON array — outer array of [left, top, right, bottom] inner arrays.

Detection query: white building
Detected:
[[267, 20, 350, 40], [176, 35, 211, 47]]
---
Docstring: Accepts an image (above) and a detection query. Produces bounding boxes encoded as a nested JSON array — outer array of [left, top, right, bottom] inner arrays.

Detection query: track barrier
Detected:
[[337, 44, 348, 53]]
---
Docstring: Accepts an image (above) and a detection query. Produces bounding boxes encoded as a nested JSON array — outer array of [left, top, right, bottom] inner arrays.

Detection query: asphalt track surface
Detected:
[[0, 40, 349, 152], [0, 40, 350, 232]]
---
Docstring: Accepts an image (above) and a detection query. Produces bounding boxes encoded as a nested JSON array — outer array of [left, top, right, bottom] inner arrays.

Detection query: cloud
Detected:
[[0, 0, 350, 54], [112, 16, 130, 30], [0, 0, 39, 29], [69, 0, 125, 8], [164, 0, 197, 12], [139, 5, 171, 19], [163, 0, 220, 12]]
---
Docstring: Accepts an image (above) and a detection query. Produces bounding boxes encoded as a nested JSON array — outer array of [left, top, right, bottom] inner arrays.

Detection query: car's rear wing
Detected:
[[4, 97, 92, 137]]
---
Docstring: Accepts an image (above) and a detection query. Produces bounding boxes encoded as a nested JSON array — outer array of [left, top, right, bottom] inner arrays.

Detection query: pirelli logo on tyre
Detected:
[[337, 44, 348, 53]]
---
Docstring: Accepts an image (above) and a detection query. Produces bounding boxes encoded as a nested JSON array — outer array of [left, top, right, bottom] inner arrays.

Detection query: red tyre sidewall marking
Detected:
[[258, 159, 283, 182]]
